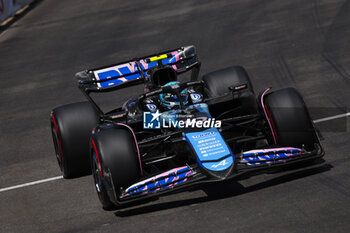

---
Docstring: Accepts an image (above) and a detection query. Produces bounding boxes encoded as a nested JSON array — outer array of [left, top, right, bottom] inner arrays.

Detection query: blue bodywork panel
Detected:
[[184, 128, 234, 171], [160, 103, 235, 172]]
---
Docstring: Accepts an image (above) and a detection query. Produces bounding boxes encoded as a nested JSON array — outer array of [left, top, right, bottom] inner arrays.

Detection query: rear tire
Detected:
[[202, 66, 258, 118], [50, 102, 99, 178], [90, 124, 141, 210], [262, 88, 319, 150], [202, 66, 254, 97]]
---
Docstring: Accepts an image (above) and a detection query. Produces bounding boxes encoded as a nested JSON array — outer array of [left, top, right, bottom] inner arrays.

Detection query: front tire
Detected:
[[90, 124, 142, 210]]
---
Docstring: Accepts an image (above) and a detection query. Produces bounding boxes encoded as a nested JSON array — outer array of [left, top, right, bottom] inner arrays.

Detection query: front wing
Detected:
[[114, 145, 324, 204]]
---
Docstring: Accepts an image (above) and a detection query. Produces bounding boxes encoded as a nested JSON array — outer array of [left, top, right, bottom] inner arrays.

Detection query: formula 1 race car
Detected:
[[50, 45, 324, 210]]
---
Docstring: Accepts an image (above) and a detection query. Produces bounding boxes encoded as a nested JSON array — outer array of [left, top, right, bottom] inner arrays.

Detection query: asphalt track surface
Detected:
[[0, 0, 349, 232]]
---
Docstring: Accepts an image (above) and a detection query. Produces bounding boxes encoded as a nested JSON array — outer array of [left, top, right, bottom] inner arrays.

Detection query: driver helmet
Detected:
[[159, 81, 188, 109]]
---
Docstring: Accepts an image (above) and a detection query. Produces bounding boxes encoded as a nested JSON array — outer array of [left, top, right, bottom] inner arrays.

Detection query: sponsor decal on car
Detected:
[[211, 159, 228, 168], [190, 94, 202, 103], [146, 104, 157, 112], [184, 128, 234, 171]]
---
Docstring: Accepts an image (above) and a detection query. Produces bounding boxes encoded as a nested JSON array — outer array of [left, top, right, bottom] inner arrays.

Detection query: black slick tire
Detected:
[[50, 102, 99, 178]]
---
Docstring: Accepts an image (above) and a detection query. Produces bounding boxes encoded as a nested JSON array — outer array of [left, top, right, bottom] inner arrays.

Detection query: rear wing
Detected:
[[76, 45, 200, 93]]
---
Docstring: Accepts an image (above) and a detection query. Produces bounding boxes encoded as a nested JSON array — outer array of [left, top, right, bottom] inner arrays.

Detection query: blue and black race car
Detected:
[[50, 45, 324, 210]]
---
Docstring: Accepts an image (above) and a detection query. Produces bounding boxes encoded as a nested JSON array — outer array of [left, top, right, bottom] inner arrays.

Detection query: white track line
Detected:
[[0, 112, 349, 193], [0, 176, 63, 192], [313, 112, 350, 123], [0, 30, 8, 38]]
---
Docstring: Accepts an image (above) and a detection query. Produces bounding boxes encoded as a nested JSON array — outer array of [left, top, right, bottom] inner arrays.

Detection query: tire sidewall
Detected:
[[90, 124, 141, 208], [262, 88, 319, 149]]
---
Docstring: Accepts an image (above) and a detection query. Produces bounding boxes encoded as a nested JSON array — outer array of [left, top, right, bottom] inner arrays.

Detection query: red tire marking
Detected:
[[51, 112, 58, 132], [51, 113, 64, 162]]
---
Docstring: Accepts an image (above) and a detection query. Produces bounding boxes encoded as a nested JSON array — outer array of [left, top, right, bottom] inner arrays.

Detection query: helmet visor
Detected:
[[163, 93, 188, 103]]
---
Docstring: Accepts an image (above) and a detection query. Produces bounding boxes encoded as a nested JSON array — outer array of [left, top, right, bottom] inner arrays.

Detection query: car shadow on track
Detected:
[[114, 160, 332, 217]]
